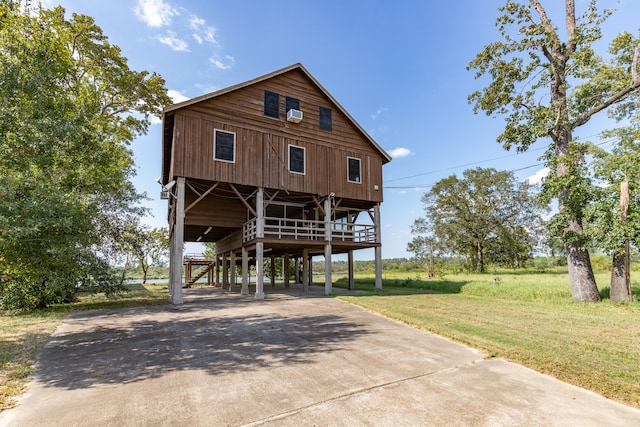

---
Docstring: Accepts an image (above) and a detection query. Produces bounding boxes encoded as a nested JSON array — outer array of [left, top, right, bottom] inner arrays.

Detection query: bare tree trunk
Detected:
[[610, 180, 632, 302], [610, 249, 631, 302], [140, 258, 149, 285], [476, 241, 484, 272], [555, 130, 599, 301], [567, 237, 600, 301]]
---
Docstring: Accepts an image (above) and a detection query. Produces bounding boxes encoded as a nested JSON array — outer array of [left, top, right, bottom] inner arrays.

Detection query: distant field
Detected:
[[335, 271, 640, 409]]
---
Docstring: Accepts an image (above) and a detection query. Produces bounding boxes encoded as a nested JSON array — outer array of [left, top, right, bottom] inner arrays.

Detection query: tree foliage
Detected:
[[468, 0, 640, 301], [409, 168, 542, 272], [120, 225, 170, 284], [202, 242, 217, 260], [0, 2, 171, 310]]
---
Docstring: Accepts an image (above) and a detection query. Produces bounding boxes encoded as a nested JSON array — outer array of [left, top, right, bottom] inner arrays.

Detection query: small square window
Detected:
[[264, 90, 279, 118], [319, 106, 332, 131], [214, 129, 235, 162], [347, 157, 361, 183], [289, 144, 305, 174]]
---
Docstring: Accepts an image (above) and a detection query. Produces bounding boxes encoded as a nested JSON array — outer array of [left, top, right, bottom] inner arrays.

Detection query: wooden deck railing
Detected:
[[242, 217, 376, 244]]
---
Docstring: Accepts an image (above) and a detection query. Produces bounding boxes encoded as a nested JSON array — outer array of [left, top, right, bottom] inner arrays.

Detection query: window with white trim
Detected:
[[347, 156, 361, 183], [214, 129, 235, 162], [289, 144, 305, 174]]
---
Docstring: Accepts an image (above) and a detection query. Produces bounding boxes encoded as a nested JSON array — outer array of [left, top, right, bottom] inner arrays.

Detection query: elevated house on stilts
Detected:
[[161, 63, 391, 303]]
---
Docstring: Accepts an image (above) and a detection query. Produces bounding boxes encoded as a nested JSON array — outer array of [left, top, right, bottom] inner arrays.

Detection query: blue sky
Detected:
[[44, 0, 640, 259]]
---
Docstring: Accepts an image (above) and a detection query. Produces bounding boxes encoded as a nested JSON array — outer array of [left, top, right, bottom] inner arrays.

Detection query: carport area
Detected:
[[1, 285, 639, 426]]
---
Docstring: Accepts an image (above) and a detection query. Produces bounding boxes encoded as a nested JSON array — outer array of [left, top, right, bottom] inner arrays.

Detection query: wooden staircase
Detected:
[[183, 255, 215, 288]]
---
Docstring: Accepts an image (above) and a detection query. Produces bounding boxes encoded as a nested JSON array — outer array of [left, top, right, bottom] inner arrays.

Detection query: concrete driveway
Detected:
[[2, 285, 639, 426]]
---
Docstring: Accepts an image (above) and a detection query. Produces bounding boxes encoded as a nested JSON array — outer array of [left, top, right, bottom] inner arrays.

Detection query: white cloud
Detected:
[[168, 89, 190, 104], [189, 15, 205, 29], [157, 30, 189, 51], [388, 147, 412, 158], [192, 27, 217, 45], [134, 0, 177, 27], [370, 107, 388, 120], [209, 55, 235, 70], [525, 167, 550, 185], [202, 27, 218, 44]]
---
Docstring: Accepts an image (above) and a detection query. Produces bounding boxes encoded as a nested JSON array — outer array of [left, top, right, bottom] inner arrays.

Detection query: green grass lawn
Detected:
[[0, 282, 169, 411], [335, 271, 640, 409]]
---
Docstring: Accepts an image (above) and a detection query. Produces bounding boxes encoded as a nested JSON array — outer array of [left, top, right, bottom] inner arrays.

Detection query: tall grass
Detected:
[[336, 271, 640, 408]]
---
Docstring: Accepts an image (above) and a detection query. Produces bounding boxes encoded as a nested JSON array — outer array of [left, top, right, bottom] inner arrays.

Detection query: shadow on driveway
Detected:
[[37, 289, 372, 390]]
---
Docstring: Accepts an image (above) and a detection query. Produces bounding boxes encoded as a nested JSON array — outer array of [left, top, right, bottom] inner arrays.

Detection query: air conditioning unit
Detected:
[[287, 109, 303, 123], [160, 191, 170, 200]]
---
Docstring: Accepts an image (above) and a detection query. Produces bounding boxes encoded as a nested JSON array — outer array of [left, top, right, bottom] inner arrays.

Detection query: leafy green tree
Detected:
[[588, 122, 640, 302], [468, 0, 640, 301], [120, 225, 170, 284], [407, 218, 442, 276], [202, 243, 217, 259], [414, 168, 540, 272], [0, 2, 171, 309]]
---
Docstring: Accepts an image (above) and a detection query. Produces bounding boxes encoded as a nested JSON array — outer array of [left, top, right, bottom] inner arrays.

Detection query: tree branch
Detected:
[[530, 0, 562, 50], [572, 80, 640, 128], [565, 0, 577, 55], [633, 45, 640, 84]]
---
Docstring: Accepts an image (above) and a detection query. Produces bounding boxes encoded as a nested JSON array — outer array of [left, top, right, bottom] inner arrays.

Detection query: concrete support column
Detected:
[[374, 204, 382, 291], [295, 258, 301, 283], [302, 249, 309, 292], [255, 243, 265, 300], [230, 251, 236, 291], [169, 177, 185, 304], [324, 197, 332, 296], [270, 255, 276, 287], [283, 255, 290, 288], [255, 188, 265, 300], [215, 256, 220, 287], [241, 247, 249, 295], [309, 256, 313, 287], [222, 253, 228, 290], [348, 250, 355, 291]]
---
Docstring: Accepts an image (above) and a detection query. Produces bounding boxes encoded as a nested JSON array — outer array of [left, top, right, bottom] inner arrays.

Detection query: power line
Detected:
[[384, 162, 546, 190], [383, 131, 615, 185], [384, 148, 545, 183], [383, 136, 620, 190]]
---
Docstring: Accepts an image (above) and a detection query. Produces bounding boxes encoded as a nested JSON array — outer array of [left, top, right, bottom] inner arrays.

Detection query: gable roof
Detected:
[[162, 63, 392, 164]]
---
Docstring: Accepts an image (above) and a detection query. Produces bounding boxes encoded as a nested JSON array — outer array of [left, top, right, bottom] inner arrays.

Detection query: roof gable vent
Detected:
[[287, 109, 303, 123]]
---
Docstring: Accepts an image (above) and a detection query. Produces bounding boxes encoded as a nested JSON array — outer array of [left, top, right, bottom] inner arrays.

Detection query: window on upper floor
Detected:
[[214, 129, 235, 162], [347, 156, 361, 183], [285, 96, 300, 113], [319, 106, 332, 131], [289, 144, 305, 174], [264, 90, 279, 118]]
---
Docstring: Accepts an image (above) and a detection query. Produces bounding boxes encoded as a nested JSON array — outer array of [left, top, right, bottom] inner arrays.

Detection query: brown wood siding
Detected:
[[169, 68, 383, 203], [184, 195, 246, 227]]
